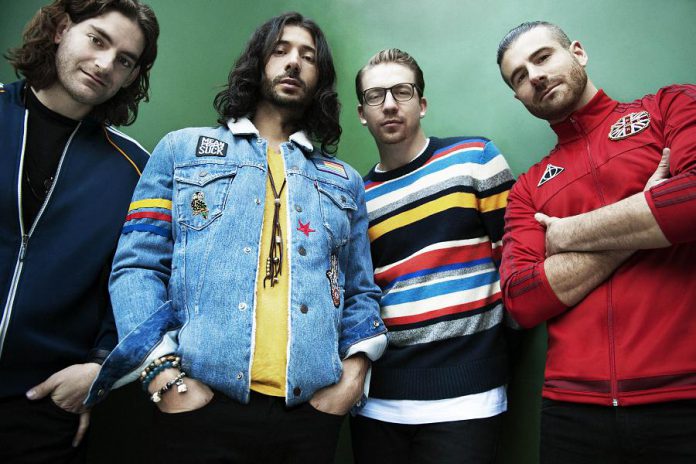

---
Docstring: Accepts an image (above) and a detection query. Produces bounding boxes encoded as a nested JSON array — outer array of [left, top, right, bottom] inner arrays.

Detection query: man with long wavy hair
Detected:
[[0, 1, 158, 462], [84, 11, 386, 463]]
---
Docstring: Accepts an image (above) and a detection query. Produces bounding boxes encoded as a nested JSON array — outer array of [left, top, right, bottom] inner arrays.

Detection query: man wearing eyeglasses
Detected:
[[350, 48, 518, 463]]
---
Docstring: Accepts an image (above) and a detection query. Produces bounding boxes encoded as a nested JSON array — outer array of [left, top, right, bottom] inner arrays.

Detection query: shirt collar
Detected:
[[226, 117, 314, 151], [551, 89, 619, 143]]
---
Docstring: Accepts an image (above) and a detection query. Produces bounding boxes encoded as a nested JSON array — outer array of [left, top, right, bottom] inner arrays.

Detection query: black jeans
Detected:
[[150, 390, 344, 464], [350, 413, 503, 464], [540, 398, 696, 463], [0, 395, 86, 464]]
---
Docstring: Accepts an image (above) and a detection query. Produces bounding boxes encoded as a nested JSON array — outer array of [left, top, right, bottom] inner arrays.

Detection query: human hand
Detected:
[[148, 369, 214, 414], [26, 363, 101, 447], [26, 363, 100, 413], [309, 355, 368, 416], [534, 212, 565, 256], [644, 148, 671, 191]]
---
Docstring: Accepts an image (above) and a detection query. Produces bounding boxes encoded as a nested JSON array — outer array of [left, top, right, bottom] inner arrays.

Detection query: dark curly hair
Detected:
[[5, 0, 159, 126], [213, 12, 341, 155]]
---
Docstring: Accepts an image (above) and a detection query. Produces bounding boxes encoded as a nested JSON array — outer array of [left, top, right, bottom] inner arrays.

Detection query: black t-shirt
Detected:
[[21, 87, 79, 229]]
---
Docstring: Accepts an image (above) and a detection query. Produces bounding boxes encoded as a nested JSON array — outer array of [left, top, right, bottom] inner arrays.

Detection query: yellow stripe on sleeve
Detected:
[[129, 199, 173, 211], [479, 190, 509, 213]]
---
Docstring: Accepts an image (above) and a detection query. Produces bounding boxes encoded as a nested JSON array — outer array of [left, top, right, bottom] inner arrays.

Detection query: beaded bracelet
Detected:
[[140, 355, 181, 392], [151, 371, 188, 403]]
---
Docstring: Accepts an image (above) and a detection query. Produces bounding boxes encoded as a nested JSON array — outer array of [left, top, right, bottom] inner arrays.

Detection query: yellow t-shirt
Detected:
[[250, 147, 289, 397]]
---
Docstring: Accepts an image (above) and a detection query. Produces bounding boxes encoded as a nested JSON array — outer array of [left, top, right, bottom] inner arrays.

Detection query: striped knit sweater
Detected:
[[364, 136, 517, 400]]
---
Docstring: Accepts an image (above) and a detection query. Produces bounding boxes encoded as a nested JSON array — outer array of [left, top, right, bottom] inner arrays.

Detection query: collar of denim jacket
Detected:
[[226, 117, 314, 152]]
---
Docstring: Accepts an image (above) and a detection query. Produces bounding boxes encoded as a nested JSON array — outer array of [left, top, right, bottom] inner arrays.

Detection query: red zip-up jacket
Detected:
[[501, 85, 696, 406]]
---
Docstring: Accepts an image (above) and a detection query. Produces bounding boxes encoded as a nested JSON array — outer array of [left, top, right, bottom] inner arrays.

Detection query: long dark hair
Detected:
[[6, 0, 159, 126], [213, 12, 341, 155]]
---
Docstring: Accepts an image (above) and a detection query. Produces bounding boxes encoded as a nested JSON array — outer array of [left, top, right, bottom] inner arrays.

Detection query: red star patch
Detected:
[[297, 220, 316, 237]]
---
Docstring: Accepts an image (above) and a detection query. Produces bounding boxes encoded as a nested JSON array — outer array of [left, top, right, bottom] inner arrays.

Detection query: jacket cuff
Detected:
[[85, 349, 111, 366], [505, 262, 568, 328], [339, 316, 387, 359], [343, 333, 387, 361], [112, 331, 179, 389], [644, 171, 696, 244]]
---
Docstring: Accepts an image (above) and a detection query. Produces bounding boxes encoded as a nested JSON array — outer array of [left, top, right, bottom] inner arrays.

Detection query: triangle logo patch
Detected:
[[537, 164, 564, 187]]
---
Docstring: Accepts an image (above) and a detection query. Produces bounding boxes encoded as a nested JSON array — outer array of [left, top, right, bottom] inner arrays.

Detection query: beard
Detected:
[[525, 59, 588, 122], [260, 71, 313, 111]]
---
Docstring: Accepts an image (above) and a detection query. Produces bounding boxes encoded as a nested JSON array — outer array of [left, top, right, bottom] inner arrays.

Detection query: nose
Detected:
[[284, 49, 301, 73], [528, 65, 547, 87], [94, 51, 114, 74], [382, 90, 398, 112]]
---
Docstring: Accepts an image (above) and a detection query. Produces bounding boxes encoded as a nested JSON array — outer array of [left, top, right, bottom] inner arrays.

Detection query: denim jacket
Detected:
[[87, 118, 386, 407]]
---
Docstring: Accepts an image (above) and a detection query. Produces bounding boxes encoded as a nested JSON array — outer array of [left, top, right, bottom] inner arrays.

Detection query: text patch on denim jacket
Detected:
[[196, 136, 228, 157]]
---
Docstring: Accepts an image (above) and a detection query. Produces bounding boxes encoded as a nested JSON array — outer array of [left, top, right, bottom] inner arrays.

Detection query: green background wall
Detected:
[[2, 0, 695, 462]]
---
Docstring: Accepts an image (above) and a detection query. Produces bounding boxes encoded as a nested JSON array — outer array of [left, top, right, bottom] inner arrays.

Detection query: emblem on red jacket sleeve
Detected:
[[608, 111, 651, 141]]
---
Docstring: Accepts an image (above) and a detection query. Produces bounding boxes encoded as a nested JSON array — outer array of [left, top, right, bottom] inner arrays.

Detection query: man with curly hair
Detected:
[[85, 12, 386, 463], [0, 1, 158, 461]]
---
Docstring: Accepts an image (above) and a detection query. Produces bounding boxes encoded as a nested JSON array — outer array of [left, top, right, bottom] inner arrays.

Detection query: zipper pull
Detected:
[[612, 398, 619, 407], [19, 234, 29, 261]]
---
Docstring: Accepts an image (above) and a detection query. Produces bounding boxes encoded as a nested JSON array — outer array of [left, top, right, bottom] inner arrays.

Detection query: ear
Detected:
[[357, 104, 367, 126], [121, 66, 141, 89], [569, 40, 588, 67], [419, 97, 428, 118], [54, 14, 72, 44]]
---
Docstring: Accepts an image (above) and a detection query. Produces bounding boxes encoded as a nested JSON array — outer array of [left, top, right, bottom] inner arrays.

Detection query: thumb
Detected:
[[534, 212, 551, 226], [644, 148, 671, 191], [26, 375, 57, 400], [656, 147, 671, 175], [72, 410, 91, 447]]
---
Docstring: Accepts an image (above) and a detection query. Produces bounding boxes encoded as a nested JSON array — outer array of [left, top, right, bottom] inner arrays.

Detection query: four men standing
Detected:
[[2, 3, 694, 463]]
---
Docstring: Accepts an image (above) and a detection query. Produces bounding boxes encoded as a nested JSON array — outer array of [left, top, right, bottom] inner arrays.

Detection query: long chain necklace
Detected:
[[263, 167, 286, 288]]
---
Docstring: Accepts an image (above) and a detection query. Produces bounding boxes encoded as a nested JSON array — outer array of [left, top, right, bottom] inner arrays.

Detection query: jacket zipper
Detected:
[[0, 114, 81, 360], [569, 116, 619, 407]]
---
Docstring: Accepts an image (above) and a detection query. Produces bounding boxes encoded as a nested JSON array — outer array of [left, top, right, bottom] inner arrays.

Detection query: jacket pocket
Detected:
[[174, 164, 238, 230], [316, 181, 357, 248]]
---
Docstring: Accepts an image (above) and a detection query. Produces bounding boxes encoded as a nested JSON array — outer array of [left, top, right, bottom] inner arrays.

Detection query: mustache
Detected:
[[534, 79, 560, 101], [271, 71, 306, 90]]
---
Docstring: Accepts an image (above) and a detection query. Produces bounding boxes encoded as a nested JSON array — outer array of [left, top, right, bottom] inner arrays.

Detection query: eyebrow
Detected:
[[509, 46, 553, 84], [90, 25, 141, 62], [276, 39, 316, 54]]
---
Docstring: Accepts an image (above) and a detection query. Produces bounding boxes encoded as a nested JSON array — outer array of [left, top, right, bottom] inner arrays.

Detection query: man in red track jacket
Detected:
[[497, 21, 696, 463]]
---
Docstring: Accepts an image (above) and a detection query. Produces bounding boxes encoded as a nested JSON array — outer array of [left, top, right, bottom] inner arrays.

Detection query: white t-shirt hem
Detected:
[[357, 386, 507, 424]]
